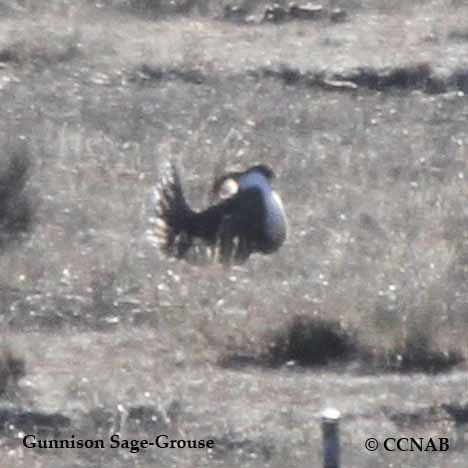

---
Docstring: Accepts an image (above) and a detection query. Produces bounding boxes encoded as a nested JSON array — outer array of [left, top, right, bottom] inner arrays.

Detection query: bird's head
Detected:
[[212, 164, 276, 200]]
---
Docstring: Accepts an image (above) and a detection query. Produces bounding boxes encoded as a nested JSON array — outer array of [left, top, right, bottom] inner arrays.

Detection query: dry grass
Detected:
[[0, 345, 25, 396], [0, 148, 34, 249], [1, 1, 468, 467]]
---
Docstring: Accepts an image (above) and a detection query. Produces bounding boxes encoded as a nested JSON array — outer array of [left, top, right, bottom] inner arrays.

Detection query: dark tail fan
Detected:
[[151, 158, 194, 259]]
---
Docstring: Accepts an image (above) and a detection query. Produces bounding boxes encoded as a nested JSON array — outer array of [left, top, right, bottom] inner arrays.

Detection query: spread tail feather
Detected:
[[151, 158, 193, 258]]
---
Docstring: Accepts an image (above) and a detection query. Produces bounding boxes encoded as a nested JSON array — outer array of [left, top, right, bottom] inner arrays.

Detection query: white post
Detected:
[[321, 408, 341, 468]]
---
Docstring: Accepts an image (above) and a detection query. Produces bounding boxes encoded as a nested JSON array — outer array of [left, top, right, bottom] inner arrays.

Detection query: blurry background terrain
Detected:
[[1, 0, 468, 466]]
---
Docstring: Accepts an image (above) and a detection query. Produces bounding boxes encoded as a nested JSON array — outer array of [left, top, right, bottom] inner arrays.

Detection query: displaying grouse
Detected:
[[150, 159, 287, 265]]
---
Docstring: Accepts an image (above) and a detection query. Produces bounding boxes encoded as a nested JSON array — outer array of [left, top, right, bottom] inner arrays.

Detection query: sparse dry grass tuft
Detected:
[[379, 327, 464, 373], [0, 144, 35, 249], [265, 315, 359, 367], [0, 17, 80, 67], [0, 344, 25, 396], [219, 315, 360, 369], [95, 0, 213, 17]]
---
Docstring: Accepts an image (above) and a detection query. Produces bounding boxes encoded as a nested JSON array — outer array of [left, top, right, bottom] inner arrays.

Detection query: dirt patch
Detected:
[[131, 61, 468, 95], [0, 406, 71, 437], [133, 63, 206, 84]]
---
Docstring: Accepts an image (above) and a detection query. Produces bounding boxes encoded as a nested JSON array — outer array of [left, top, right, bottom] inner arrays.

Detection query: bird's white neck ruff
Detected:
[[218, 178, 239, 199], [271, 191, 285, 215]]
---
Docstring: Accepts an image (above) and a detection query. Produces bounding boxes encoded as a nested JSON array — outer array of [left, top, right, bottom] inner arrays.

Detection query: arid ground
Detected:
[[0, 1, 468, 467]]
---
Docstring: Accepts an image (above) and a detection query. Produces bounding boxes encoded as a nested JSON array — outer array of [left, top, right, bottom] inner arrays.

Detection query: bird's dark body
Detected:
[[151, 159, 287, 265]]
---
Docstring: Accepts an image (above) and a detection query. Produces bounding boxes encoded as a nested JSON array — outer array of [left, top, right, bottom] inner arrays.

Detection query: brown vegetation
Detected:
[[1, 1, 468, 467]]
